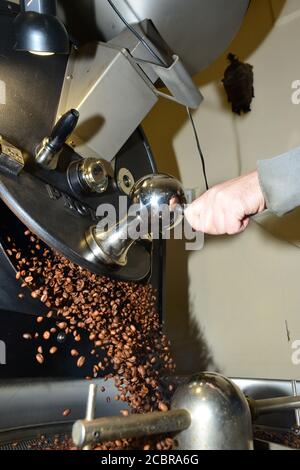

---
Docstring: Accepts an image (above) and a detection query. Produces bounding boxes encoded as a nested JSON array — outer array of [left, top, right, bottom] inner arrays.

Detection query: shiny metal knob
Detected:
[[131, 174, 187, 230], [79, 158, 108, 194], [171, 373, 254, 450], [85, 173, 187, 267]]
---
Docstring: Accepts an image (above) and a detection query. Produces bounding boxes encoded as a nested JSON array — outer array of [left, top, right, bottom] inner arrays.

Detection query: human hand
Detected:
[[185, 171, 266, 235]]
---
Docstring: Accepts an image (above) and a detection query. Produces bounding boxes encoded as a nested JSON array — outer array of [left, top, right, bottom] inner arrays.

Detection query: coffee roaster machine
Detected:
[[0, 0, 298, 451]]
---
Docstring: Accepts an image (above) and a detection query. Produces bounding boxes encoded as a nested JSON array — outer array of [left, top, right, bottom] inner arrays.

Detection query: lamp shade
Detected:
[[14, 11, 69, 55]]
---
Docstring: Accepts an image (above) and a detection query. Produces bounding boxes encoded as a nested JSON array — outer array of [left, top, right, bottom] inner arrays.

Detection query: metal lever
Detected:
[[249, 396, 300, 420], [72, 409, 191, 449], [72, 374, 300, 451], [35, 109, 79, 170], [85, 173, 187, 267]]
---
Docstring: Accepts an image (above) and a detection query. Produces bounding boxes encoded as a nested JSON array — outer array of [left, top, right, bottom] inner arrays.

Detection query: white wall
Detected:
[[143, 0, 300, 380]]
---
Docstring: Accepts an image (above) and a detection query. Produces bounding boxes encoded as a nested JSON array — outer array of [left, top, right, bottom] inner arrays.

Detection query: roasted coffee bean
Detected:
[[62, 408, 71, 417], [77, 356, 86, 368], [12, 228, 176, 451], [36, 353, 44, 364], [158, 402, 168, 413]]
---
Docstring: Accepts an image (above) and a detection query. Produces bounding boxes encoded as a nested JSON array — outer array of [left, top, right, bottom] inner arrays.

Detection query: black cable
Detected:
[[107, 0, 209, 191], [106, 0, 167, 67], [187, 107, 209, 191]]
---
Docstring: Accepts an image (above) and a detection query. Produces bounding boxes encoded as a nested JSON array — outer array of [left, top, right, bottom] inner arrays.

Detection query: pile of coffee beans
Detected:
[[8, 230, 176, 450], [254, 426, 300, 450]]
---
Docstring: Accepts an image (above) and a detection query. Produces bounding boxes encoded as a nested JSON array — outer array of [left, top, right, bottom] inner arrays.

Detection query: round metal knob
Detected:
[[79, 158, 108, 194], [171, 373, 254, 450], [131, 174, 187, 230]]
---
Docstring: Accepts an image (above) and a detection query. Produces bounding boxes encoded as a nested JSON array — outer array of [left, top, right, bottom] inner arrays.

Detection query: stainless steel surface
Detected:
[[85, 223, 134, 267], [146, 54, 204, 108], [79, 158, 108, 194], [85, 384, 97, 422], [171, 373, 254, 450], [83, 384, 97, 450], [58, 40, 158, 162], [58, 25, 201, 162], [22, 0, 56, 16], [233, 378, 300, 430], [252, 396, 300, 418], [292, 381, 300, 427], [35, 137, 58, 169], [0, 129, 154, 281], [73, 410, 191, 448], [59, 0, 250, 76], [85, 173, 187, 267], [0, 378, 127, 430], [117, 167, 135, 195], [130, 174, 186, 230], [1, 376, 299, 450]]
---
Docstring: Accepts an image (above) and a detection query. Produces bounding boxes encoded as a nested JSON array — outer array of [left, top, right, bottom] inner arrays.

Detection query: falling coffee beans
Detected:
[[10, 228, 176, 451]]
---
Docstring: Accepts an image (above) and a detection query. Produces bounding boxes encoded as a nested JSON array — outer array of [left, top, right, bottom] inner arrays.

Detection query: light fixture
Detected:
[[14, 0, 69, 55]]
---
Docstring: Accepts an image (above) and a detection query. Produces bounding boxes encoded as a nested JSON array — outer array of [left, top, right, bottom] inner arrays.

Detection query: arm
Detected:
[[185, 146, 300, 235]]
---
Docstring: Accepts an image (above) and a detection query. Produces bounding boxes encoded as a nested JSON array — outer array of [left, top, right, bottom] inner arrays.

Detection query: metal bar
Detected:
[[72, 409, 191, 448], [292, 381, 300, 427], [254, 396, 300, 417], [83, 384, 97, 451]]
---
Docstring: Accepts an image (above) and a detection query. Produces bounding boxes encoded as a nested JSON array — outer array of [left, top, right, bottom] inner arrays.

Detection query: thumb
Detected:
[[237, 217, 250, 234]]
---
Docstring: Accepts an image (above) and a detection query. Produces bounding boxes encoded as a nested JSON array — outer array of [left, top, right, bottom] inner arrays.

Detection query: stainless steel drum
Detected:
[[58, 0, 250, 75]]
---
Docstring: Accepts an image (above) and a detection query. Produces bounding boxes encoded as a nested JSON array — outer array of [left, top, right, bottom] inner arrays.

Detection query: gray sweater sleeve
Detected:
[[257, 147, 300, 217]]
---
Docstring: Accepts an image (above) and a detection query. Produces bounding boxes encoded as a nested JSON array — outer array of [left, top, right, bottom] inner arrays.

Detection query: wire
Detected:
[[107, 0, 209, 191], [187, 107, 209, 191], [106, 0, 167, 67]]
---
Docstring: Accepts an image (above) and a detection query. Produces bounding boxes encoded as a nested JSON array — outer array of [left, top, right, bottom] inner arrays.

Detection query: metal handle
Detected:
[[35, 109, 79, 169], [249, 396, 300, 419], [49, 109, 79, 153], [72, 409, 191, 448]]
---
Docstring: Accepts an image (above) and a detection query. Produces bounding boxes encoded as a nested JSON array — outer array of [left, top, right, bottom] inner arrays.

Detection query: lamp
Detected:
[[14, 0, 69, 55]]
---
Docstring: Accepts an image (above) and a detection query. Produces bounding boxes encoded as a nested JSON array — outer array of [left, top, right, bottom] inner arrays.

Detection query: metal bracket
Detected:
[[133, 54, 203, 109], [57, 21, 203, 162], [0, 138, 24, 177]]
